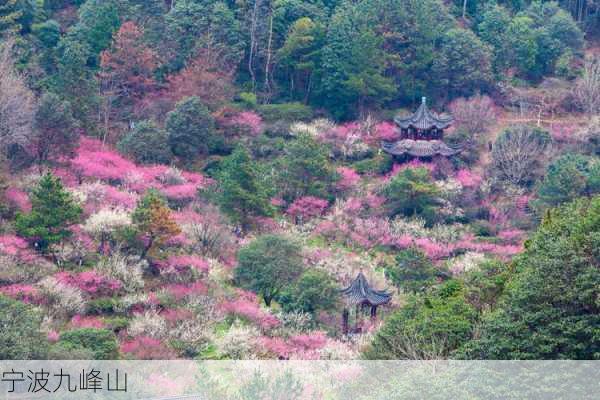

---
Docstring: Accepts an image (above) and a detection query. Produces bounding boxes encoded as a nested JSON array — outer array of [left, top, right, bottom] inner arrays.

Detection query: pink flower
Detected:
[[336, 167, 360, 191], [55, 271, 122, 297], [161, 183, 199, 201], [161, 255, 210, 274], [220, 297, 279, 330], [455, 169, 482, 188], [0, 234, 41, 264], [223, 111, 264, 136], [164, 282, 207, 301], [160, 308, 193, 323], [72, 137, 137, 182], [374, 121, 400, 141], [5, 187, 31, 212], [0, 284, 40, 303], [71, 315, 105, 329], [47, 330, 60, 343], [287, 196, 328, 223], [120, 336, 175, 359]]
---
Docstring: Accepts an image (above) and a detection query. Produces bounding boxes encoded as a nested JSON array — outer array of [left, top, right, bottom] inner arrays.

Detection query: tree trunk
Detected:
[[264, 9, 274, 101], [462, 0, 468, 19]]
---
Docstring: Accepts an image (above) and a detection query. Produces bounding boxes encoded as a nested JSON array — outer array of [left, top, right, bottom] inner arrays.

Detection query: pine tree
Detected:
[[132, 190, 181, 258], [0, 0, 23, 34], [215, 147, 273, 232], [15, 173, 82, 252]]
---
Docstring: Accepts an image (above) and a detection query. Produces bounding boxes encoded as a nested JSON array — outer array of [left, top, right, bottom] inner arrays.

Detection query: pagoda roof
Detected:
[[341, 272, 392, 306], [382, 139, 460, 157], [395, 97, 453, 130]]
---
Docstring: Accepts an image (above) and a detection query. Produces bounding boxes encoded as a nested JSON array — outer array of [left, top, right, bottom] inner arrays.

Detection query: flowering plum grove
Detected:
[[0, 0, 597, 361]]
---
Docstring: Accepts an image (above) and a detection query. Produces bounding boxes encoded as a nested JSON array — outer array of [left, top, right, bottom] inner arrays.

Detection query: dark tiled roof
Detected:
[[382, 139, 460, 157], [341, 272, 391, 306], [394, 97, 453, 130]]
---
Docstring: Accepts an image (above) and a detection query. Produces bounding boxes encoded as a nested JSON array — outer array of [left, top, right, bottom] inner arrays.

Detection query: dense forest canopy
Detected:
[[0, 0, 598, 362]]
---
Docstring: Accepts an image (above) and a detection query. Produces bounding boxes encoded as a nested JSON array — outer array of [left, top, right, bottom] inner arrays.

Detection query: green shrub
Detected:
[[258, 102, 313, 122], [352, 153, 394, 175], [58, 328, 118, 360], [86, 297, 118, 315], [0, 295, 49, 359]]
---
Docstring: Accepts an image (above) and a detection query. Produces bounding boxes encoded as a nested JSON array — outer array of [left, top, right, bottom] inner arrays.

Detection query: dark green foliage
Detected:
[[0, 295, 48, 359], [57, 328, 119, 360], [276, 17, 325, 102], [86, 297, 118, 315], [386, 248, 438, 293], [364, 281, 477, 359], [166, 96, 217, 161], [462, 258, 510, 313], [279, 269, 339, 315], [235, 235, 304, 306], [459, 197, 600, 359], [33, 92, 79, 166], [535, 153, 600, 209], [165, 0, 243, 68], [277, 134, 337, 202], [319, 1, 395, 119], [352, 153, 394, 175], [117, 120, 172, 164], [54, 40, 100, 132], [15, 173, 82, 252], [0, 0, 35, 34], [381, 167, 440, 223], [432, 28, 492, 98], [258, 102, 313, 122], [214, 147, 274, 230]]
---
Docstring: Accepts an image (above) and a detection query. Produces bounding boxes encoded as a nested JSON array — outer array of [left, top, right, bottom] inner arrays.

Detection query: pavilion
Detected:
[[382, 97, 459, 158], [340, 272, 391, 334]]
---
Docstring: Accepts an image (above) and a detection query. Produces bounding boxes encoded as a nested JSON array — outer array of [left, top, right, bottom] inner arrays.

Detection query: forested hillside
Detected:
[[0, 0, 598, 360]]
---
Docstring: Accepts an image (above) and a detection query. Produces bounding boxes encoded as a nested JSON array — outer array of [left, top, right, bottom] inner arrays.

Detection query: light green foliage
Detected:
[[277, 134, 337, 202], [117, 120, 172, 164], [381, 167, 440, 223], [364, 281, 477, 359], [214, 147, 274, 230], [459, 197, 600, 359], [56, 328, 118, 360], [279, 269, 339, 315], [386, 248, 438, 294], [0, 295, 48, 359], [235, 235, 304, 306], [15, 173, 82, 252]]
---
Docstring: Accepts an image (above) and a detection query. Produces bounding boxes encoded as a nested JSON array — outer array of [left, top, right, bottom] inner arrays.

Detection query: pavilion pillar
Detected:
[[354, 304, 361, 332], [370, 305, 377, 320], [342, 308, 349, 335]]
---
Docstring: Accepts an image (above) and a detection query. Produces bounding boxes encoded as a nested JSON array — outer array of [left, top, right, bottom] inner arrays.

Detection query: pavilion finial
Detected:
[[422, 96, 427, 104]]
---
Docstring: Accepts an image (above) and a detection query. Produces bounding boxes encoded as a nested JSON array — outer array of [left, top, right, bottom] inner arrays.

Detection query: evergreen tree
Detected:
[[132, 190, 181, 258], [214, 147, 274, 231], [32, 92, 79, 168], [277, 134, 337, 202], [432, 28, 493, 98], [166, 96, 216, 161], [15, 173, 82, 252], [381, 167, 440, 223], [386, 248, 439, 294], [117, 120, 172, 165], [0, 295, 48, 359], [458, 197, 600, 359], [365, 281, 477, 359], [235, 235, 304, 306]]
